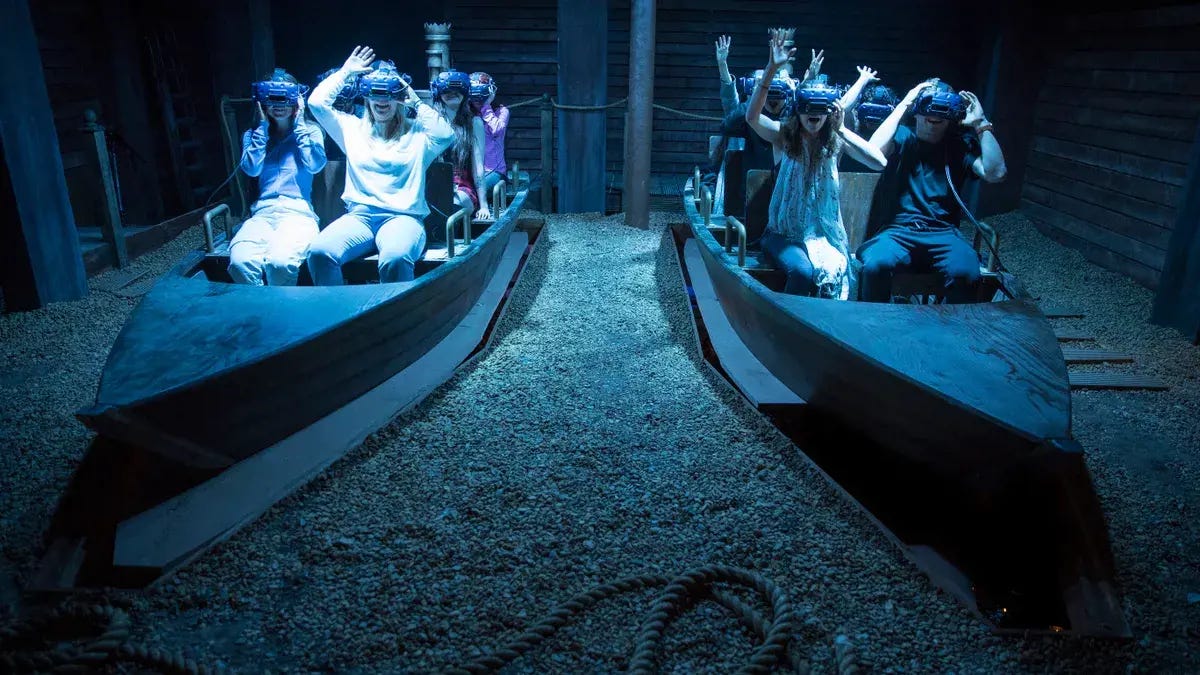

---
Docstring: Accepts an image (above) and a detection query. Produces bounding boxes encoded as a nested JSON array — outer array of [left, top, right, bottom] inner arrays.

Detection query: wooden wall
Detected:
[[1021, 3, 1200, 289], [447, 0, 980, 198], [448, 0, 558, 180]]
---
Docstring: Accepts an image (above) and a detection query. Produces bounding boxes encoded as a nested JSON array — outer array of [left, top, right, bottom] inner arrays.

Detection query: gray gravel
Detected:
[[1, 210, 1198, 673]]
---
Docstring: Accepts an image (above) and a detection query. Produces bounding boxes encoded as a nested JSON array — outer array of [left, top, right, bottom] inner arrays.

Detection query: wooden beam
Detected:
[[623, 0, 655, 229], [1152, 104, 1200, 343], [0, 0, 88, 311], [556, 0, 606, 213]]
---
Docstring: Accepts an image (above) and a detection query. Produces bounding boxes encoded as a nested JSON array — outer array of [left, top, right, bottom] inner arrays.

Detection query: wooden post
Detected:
[[540, 94, 553, 214], [425, 23, 452, 85], [557, 0, 607, 213], [623, 0, 655, 229], [0, 0, 88, 310], [1152, 119, 1200, 343], [248, 0, 274, 79], [83, 110, 128, 268]]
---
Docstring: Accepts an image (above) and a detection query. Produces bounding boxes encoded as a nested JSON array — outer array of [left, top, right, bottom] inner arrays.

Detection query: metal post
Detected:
[[540, 93, 553, 214], [83, 109, 128, 267], [623, 0, 655, 230]]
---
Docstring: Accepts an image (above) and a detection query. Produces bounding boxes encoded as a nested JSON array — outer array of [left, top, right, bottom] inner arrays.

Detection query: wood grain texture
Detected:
[[78, 190, 528, 467], [684, 179, 1072, 488]]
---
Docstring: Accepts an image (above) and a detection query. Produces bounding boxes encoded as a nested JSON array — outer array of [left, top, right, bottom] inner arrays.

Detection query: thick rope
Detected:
[[449, 564, 800, 674], [551, 97, 629, 111], [0, 603, 223, 674], [652, 103, 724, 122], [504, 95, 547, 109]]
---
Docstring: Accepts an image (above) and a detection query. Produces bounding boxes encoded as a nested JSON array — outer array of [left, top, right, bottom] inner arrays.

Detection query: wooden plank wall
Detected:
[[447, 0, 977, 198], [29, 0, 109, 229], [447, 0, 558, 180], [608, 0, 977, 193], [1022, 3, 1200, 289]]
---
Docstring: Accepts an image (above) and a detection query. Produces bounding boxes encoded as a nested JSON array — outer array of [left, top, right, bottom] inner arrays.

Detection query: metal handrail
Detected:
[[445, 207, 470, 258], [490, 179, 508, 219], [724, 215, 748, 268], [202, 203, 231, 253]]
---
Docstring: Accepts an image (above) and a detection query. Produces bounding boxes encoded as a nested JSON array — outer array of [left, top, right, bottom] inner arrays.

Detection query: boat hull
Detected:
[[79, 191, 528, 468]]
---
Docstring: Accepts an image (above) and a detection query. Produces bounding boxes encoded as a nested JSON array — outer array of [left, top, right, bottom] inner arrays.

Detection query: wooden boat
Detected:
[[678, 165, 1128, 637], [77, 168, 528, 469]]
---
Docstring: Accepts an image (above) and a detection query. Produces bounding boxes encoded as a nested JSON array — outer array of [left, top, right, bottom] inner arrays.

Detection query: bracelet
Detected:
[[975, 122, 994, 135]]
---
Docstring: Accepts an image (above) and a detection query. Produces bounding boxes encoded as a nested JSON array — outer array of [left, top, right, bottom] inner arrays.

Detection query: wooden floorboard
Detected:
[[1054, 329, 1096, 341], [1062, 349, 1135, 364], [1069, 372, 1169, 391]]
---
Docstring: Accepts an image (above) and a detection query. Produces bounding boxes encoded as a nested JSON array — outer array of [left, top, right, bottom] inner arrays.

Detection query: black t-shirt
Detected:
[[873, 124, 980, 233]]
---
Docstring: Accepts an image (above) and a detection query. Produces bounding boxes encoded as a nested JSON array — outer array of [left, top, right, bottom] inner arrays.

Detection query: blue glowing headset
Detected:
[[766, 76, 794, 104], [358, 61, 412, 100], [856, 85, 899, 127], [252, 69, 308, 106], [431, 70, 472, 99], [793, 82, 840, 115], [468, 72, 495, 103], [318, 68, 360, 110], [914, 80, 966, 121]]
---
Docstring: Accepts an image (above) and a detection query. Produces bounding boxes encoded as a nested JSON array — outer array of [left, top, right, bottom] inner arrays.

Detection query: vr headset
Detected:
[[793, 82, 840, 115], [358, 61, 413, 100], [766, 77, 794, 104], [914, 81, 966, 121], [318, 68, 361, 110], [468, 72, 495, 103], [856, 85, 899, 127], [431, 70, 471, 99], [252, 70, 308, 106]]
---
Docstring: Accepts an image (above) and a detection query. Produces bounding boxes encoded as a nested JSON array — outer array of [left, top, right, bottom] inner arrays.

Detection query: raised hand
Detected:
[[959, 91, 987, 129], [806, 49, 825, 81], [715, 35, 731, 62], [767, 30, 795, 72], [486, 84, 496, 106], [902, 78, 937, 108], [343, 45, 375, 75], [856, 66, 878, 82]]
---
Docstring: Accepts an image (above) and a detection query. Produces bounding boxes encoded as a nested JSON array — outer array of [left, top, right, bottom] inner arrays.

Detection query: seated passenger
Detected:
[[306, 47, 455, 285], [228, 68, 327, 286], [468, 72, 508, 199], [746, 31, 886, 299], [432, 70, 491, 221], [858, 79, 1006, 303]]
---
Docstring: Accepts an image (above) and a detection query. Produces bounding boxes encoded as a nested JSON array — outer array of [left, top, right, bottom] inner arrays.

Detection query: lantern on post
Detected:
[[424, 23, 452, 86]]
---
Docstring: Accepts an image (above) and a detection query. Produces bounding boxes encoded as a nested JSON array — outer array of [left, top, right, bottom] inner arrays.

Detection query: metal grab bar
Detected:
[[700, 185, 713, 228], [490, 179, 507, 219], [445, 207, 471, 258], [203, 203, 231, 253], [724, 215, 748, 268]]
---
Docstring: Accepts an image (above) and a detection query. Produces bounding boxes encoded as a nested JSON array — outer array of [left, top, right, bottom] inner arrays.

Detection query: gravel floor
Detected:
[[1, 210, 1198, 673]]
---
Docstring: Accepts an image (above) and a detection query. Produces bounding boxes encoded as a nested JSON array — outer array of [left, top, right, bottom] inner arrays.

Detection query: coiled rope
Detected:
[[0, 603, 223, 674], [448, 564, 806, 674]]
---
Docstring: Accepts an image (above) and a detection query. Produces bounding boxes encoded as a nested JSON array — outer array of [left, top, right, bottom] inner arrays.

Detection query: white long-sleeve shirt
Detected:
[[309, 69, 455, 218]]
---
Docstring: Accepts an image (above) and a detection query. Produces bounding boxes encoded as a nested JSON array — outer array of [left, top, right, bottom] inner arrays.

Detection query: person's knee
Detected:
[[859, 253, 895, 278], [944, 253, 982, 285]]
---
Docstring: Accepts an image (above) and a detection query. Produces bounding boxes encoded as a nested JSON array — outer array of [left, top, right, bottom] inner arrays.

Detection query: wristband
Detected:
[[975, 122, 994, 135]]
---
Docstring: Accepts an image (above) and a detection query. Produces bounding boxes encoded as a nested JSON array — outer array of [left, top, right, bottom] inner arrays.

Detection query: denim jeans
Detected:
[[306, 205, 426, 285]]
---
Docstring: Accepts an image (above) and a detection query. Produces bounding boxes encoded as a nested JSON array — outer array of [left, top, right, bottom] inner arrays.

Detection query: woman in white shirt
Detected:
[[306, 46, 455, 285]]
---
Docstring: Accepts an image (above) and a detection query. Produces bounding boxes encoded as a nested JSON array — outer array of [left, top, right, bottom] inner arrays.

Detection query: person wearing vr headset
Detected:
[[432, 70, 491, 222], [468, 72, 509, 199], [306, 47, 455, 285], [745, 30, 886, 300], [228, 68, 328, 286], [857, 79, 1007, 303], [839, 83, 898, 172], [715, 33, 822, 115]]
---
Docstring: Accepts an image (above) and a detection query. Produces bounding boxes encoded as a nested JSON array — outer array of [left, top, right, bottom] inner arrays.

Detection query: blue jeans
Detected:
[[306, 206, 426, 285], [858, 226, 981, 303], [759, 230, 816, 296]]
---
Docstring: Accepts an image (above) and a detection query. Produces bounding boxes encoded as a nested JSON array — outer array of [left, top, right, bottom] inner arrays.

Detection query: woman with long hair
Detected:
[[432, 70, 491, 221], [745, 30, 886, 299], [306, 47, 455, 285], [468, 71, 508, 199], [228, 68, 326, 286]]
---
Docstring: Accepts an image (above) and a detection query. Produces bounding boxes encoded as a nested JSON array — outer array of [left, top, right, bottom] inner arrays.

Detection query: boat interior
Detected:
[[694, 136, 1013, 303]]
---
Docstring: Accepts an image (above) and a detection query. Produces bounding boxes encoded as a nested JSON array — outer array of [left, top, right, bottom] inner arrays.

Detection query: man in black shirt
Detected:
[[858, 80, 1007, 303]]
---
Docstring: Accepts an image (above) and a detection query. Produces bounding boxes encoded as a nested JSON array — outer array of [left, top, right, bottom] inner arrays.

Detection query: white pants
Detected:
[[306, 206, 426, 285], [228, 200, 319, 286]]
